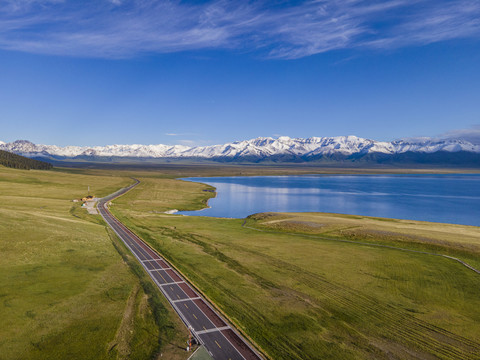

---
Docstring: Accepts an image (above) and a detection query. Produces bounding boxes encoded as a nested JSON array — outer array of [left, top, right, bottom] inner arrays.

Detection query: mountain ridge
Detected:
[[1, 136, 479, 165]]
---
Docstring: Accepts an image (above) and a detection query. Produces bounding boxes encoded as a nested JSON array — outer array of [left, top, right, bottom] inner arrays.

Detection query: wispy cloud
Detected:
[[165, 132, 197, 136], [178, 139, 197, 146], [440, 125, 480, 145], [1, 0, 479, 59], [176, 138, 214, 147]]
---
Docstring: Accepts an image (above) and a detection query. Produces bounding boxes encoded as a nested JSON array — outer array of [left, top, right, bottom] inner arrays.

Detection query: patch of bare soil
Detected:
[[283, 220, 325, 228]]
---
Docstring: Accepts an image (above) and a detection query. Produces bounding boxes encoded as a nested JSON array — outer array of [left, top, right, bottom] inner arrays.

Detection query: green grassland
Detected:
[[111, 175, 480, 360], [0, 166, 188, 360], [2, 164, 480, 360]]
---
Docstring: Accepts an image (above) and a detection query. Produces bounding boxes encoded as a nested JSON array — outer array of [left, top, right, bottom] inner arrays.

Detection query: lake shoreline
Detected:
[[178, 174, 480, 226]]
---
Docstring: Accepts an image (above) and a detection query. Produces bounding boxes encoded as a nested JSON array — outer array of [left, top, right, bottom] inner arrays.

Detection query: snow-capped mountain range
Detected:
[[1, 136, 479, 163]]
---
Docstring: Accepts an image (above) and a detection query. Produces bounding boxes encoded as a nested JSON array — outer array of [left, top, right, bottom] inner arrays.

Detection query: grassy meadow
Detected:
[[2, 164, 480, 360], [0, 166, 188, 360], [111, 175, 480, 360]]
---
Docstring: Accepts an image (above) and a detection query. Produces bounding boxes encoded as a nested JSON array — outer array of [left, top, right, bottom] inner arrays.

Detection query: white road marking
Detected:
[[172, 297, 201, 303], [196, 326, 231, 335], [160, 281, 185, 286]]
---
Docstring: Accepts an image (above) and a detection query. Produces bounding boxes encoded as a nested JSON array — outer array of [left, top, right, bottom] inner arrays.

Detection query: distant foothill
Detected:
[[0, 149, 52, 170]]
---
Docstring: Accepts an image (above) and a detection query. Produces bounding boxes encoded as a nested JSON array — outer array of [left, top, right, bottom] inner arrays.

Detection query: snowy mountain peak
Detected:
[[1, 135, 479, 162]]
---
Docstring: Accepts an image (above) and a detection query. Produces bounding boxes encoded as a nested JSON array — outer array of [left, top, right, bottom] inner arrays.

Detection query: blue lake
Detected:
[[178, 174, 480, 226]]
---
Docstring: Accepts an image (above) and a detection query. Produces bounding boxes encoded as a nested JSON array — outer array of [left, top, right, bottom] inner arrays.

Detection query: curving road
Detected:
[[98, 180, 263, 360]]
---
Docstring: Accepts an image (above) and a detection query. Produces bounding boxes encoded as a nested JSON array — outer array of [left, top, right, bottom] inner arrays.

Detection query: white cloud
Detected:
[[0, 0, 479, 59], [165, 132, 197, 137], [440, 125, 480, 145], [178, 139, 198, 146]]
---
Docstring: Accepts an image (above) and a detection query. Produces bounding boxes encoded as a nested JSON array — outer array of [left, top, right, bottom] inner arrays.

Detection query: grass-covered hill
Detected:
[[0, 149, 52, 170]]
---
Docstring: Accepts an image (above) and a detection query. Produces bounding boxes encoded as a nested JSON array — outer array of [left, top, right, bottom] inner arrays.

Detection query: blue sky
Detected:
[[1, 0, 480, 146]]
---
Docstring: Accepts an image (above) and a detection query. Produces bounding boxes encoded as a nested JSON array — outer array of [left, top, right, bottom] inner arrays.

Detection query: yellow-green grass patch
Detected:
[[113, 176, 480, 360], [0, 166, 183, 360]]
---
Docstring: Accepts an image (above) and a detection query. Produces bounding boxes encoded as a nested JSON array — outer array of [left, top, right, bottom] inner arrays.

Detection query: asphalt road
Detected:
[[98, 180, 262, 360]]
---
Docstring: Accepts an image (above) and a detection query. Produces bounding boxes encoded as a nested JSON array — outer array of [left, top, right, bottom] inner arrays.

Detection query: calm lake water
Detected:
[[178, 175, 480, 226]]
